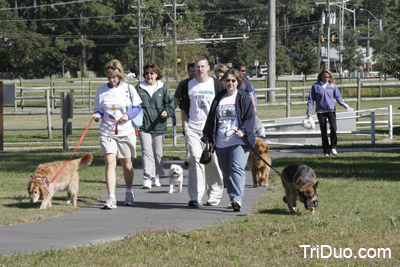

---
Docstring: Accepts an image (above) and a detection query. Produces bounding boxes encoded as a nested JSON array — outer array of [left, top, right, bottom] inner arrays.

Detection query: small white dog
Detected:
[[169, 164, 183, 194]]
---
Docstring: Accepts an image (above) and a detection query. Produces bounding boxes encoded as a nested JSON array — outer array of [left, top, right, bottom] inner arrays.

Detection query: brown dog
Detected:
[[27, 153, 93, 209], [281, 163, 319, 215], [247, 137, 271, 187]]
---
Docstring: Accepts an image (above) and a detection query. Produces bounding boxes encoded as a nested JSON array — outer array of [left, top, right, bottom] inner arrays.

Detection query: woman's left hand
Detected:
[[119, 113, 129, 122], [160, 111, 168, 118], [235, 130, 244, 138]]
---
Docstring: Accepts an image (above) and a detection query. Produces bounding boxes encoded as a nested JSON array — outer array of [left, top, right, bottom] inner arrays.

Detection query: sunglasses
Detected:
[[240, 70, 246, 73], [225, 79, 237, 83], [145, 72, 156, 76], [105, 66, 118, 71]]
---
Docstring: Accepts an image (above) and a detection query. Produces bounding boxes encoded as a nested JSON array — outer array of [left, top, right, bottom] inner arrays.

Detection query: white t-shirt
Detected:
[[215, 91, 245, 148], [187, 77, 215, 131], [94, 81, 142, 136], [139, 80, 164, 97]]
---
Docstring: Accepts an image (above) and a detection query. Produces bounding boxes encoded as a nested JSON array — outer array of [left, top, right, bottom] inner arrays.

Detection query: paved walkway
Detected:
[[0, 147, 398, 255]]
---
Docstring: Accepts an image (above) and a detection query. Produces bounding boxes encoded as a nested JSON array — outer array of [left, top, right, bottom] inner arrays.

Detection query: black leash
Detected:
[[224, 129, 282, 176], [241, 135, 282, 176]]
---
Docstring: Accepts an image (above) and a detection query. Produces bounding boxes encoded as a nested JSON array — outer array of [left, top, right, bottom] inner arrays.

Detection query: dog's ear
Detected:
[[39, 182, 47, 198], [313, 181, 319, 191], [27, 180, 33, 194]]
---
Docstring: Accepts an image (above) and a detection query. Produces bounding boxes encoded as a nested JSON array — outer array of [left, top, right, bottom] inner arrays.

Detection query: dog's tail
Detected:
[[74, 153, 93, 169]]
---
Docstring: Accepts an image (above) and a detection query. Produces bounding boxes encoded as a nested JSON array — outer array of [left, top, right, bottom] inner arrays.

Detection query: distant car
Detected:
[[124, 71, 136, 79], [249, 65, 268, 77]]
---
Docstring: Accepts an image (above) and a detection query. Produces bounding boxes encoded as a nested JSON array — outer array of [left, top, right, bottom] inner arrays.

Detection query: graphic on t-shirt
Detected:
[[218, 104, 236, 119]]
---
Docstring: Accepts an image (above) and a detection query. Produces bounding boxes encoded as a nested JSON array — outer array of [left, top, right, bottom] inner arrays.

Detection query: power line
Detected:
[[0, 0, 93, 11]]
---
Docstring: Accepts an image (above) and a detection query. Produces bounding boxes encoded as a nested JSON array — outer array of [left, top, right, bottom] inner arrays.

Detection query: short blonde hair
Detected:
[[214, 64, 229, 76], [104, 59, 126, 81]]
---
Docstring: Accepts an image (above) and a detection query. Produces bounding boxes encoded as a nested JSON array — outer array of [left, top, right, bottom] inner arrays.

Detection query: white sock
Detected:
[[109, 194, 116, 200], [126, 188, 133, 194]]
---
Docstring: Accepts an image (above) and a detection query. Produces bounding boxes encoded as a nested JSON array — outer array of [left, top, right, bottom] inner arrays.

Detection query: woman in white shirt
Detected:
[[202, 69, 256, 212], [93, 59, 142, 209]]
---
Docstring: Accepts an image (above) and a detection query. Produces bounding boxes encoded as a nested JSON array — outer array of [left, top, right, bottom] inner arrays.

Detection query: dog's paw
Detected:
[[168, 190, 174, 194], [66, 200, 71, 204]]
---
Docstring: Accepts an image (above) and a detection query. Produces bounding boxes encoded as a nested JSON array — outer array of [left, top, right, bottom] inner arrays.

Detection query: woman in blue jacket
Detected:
[[307, 69, 349, 157], [202, 69, 255, 212]]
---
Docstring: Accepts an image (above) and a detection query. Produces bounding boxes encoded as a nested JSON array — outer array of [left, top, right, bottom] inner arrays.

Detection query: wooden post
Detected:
[[370, 112, 375, 145], [0, 82, 3, 151], [46, 89, 52, 139], [357, 77, 361, 112], [286, 81, 290, 118]]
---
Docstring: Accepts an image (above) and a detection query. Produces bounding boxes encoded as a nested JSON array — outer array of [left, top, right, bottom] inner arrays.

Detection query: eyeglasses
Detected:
[[225, 79, 237, 83], [145, 72, 156, 76], [105, 66, 118, 71]]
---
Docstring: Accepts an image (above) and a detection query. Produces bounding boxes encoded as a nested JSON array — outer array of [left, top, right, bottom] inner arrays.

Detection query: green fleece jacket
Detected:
[[135, 81, 174, 133]]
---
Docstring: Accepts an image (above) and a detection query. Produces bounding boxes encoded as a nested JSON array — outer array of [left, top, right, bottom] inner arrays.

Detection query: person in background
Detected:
[[93, 59, 142, 209], [177, 56, 224, 207], [174, 62, 196, 109], [202, 69, 255, 212], [174, 62, 196, 167], [307, 69, 349, 157], [233, 63, 258, 115], [214, 64, 229, 81], [136, 63, 174, 189]]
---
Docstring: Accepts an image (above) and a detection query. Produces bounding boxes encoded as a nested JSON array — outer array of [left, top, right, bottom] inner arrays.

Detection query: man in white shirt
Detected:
[[181, 56, 224, 207]]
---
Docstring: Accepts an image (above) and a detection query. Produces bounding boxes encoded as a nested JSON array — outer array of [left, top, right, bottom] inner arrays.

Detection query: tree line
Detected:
[[0, 0, 398, 79]]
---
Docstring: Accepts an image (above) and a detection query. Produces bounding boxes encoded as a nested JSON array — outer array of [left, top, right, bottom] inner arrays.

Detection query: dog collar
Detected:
[[31, 176, 51, 187]]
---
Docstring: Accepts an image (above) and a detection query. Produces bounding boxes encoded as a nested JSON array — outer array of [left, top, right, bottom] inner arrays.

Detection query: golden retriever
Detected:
[[247, 137, 271, 187], [27, 153, 93, 209]]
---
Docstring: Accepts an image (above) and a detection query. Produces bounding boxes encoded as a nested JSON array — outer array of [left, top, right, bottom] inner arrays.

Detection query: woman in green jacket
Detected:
[[136, 63, 174, 189]]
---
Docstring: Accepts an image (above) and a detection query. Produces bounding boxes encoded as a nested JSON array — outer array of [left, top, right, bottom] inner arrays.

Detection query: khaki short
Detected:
[[100, 134, 137, 159]]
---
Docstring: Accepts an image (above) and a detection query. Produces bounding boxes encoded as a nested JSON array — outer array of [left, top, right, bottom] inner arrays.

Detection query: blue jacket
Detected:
[[307, 81, 343, 114], [202, 89, 256, 148]]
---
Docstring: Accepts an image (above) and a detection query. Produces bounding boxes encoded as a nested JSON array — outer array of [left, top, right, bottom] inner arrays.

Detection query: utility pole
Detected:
[[366, 15, 370, 72], [164, 1, 185, 78], [327, 0, 331, 71], [137, 0, 144, 80], [131, 0, 148, 81], [267, 0, 276, 103]]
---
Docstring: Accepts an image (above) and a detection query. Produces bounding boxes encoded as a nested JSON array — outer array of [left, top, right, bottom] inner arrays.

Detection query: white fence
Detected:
[[260, 105, 396, 146]]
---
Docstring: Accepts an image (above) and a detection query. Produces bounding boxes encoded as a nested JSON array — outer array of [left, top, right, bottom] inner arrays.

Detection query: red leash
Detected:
[[104, 117, 121, 134], [51, 117, 94, 182]]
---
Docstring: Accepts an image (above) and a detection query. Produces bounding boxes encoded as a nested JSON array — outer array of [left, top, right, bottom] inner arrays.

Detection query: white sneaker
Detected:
[[206, 199, 221, 206], [103, 197, 117, 209], [153, 176, 161, 187], [124, 192, 134, 206], [143, 179, 152, 189], [331, 149, 338, 156]]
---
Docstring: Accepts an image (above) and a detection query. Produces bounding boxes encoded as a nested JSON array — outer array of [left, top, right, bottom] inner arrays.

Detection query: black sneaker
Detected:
[[188, 200, 202, 207], [232, 200, 242, 212]]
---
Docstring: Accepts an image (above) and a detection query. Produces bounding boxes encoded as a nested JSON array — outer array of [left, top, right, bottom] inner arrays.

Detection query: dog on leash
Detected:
[[168, 164, 183, 194], [281, 163, 319, 215], [247, 137, 271, 187], [27, 153, 93, 209]]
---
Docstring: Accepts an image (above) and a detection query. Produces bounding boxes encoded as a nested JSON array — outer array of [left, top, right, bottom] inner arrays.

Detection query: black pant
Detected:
[[317, 112, 337, 154]]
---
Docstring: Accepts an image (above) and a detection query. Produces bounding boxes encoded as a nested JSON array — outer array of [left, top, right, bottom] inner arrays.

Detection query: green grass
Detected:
[[0, 151, 399, 265]]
